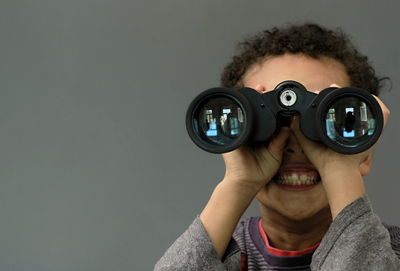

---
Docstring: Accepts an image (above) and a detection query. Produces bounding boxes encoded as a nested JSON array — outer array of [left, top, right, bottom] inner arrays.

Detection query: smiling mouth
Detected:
[[272, 170, 321, 186]]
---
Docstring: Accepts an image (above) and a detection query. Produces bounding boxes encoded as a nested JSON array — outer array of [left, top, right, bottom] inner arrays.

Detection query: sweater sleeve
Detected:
[[311, 195, 400, 271], [154, 216, 241, 271]]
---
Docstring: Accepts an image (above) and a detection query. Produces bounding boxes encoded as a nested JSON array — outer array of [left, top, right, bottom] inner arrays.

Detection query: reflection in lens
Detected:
[[194, 96, 245, 146], [325, 96, 376, 148]]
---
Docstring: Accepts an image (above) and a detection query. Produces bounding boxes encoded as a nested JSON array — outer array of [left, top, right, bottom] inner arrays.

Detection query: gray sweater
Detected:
[[155, 196, 400, 270]]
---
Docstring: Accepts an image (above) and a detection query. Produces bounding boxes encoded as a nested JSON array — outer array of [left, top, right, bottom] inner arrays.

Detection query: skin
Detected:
[[199, 53, 390, 258]]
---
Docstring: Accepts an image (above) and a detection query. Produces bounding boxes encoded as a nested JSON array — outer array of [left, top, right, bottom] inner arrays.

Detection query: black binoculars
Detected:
[[185, 81, 383, 154]]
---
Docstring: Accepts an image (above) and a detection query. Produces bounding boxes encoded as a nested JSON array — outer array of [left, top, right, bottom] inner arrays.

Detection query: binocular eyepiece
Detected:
[[185, 81, 383, 154]]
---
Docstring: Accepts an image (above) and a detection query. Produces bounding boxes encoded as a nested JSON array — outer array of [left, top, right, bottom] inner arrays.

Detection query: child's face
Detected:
[[243, 53, 351, 221]]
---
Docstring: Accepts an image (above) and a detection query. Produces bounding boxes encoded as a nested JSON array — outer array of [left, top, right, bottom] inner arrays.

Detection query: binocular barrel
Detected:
[[186, 81, 383, 154]]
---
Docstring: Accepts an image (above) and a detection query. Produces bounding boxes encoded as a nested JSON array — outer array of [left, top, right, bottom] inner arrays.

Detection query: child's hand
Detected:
[[222, 126, 290, 192], [291, 87, 390, 218], [221, 84, 291, 193], [292, 87, 390, 178]]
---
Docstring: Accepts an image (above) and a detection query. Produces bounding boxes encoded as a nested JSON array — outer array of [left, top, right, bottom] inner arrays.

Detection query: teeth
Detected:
[[275, 173, 319, 186]]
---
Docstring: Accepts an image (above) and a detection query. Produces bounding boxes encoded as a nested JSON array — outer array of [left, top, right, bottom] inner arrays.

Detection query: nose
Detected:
[[280, 117, 314, 166], [284, 130, 305, 155]]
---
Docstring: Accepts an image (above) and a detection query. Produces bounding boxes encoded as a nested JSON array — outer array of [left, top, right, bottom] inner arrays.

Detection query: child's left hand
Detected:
[[291, 85, 390, 218]]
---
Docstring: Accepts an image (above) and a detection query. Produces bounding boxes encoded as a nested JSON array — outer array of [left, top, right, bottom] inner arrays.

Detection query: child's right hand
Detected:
[[221, 84, 291, 194], [221, 126, 290, 193]]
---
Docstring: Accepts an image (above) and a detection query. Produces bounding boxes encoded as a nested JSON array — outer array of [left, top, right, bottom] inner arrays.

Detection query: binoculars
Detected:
[[185, 81, 383, 154]]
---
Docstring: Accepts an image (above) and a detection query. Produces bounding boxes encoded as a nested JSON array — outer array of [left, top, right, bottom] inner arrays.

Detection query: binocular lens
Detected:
[[194, 96, 245, 146], [325, 96, 377, 148]]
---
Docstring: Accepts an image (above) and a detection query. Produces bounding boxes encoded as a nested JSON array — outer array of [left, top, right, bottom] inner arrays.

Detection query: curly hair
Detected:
[[221, 23, 386, 96]]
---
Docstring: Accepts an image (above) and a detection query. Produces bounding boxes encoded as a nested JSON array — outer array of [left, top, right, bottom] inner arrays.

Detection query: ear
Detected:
[[359, 153, 373, 176]]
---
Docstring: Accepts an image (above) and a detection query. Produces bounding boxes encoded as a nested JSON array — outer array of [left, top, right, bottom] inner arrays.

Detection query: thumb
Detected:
[[291, 116, 322, 157], [256, 127, 290, 166]]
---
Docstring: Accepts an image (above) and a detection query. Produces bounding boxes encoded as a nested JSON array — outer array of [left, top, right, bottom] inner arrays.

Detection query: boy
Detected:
[[155, 23, 400, 270]]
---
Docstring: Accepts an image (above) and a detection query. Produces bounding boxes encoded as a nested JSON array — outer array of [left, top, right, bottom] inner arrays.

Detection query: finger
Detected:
[[290, 116, 322, 156], [254, 84, 266, 93], [256, 127, 290, 165], [222, 145, 250, 162], [372, 95, 390, 127], [267, 127, 290, 155]]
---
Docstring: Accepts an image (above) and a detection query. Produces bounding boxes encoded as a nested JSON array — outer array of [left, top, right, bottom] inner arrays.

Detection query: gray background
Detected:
[[0, 0, 399, 270]]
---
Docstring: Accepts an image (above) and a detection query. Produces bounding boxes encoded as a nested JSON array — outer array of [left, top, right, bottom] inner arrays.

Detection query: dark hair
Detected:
[[221, 23, 386, 96]]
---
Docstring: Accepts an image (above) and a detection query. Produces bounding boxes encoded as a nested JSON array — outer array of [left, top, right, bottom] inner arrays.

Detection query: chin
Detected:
[[277, 203, 330, 222], [256, 182, 331, 222]]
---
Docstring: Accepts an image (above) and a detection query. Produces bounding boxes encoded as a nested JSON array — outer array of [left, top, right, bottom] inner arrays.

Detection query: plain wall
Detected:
[[0, 0, 399, 270]]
